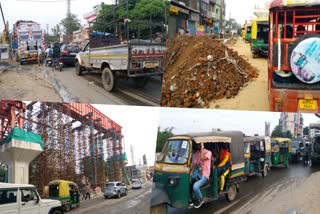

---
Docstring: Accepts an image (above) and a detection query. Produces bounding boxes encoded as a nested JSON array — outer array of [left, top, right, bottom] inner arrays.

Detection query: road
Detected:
[[69, 184, 151, 214], [210, 38, 269, 111], [167, 163, 320, 214], [0, 61, 161, 106]]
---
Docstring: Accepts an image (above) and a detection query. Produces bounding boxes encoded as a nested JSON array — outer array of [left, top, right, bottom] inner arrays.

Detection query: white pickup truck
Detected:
[[0, 183, 64, 214], [75, 37, 166, 91]]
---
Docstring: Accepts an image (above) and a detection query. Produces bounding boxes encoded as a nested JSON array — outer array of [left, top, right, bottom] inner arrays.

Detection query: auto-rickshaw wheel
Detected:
[[285, 162, 289, 168], [150, 203, 167, 214], [262, 164, 268, 177], [226, 184, 237, 202], [64, 204, 71, 212]]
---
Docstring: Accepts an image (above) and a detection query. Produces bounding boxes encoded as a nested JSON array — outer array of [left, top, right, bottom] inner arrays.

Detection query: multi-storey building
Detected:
[[279, 113, 303, 137], [168, 0, 226, 37]]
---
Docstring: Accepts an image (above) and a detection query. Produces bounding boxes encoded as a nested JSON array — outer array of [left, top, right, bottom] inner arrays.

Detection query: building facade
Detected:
[[168, 0, 226, 37], [279, 113, 303, 137]]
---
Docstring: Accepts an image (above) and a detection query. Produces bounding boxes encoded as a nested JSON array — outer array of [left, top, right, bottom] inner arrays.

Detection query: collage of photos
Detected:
[[0, 0, 320, 214]]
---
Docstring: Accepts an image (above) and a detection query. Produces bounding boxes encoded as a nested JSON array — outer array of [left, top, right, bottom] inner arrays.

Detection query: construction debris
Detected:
[[161, 35, 259, 108]]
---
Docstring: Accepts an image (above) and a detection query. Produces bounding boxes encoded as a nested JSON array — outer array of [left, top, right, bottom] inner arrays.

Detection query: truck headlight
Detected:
[[168, 176, 180, 187]]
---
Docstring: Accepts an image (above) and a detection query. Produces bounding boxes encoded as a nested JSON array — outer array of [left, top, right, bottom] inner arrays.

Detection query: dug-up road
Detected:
[[209, 38, 269, 111], [0, 61, 161, 106]]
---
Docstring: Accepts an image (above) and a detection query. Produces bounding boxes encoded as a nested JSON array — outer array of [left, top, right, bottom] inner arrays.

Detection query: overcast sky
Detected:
[[226, 0, 271, 25], [158, 108, 320, 136], [0, 0, 114, 33], [93, 104, 159, 167]]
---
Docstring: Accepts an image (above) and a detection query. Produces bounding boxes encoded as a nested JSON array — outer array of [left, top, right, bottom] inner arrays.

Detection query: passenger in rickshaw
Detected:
[[217, 143, 232, 195], [189, 142, 212, 208]]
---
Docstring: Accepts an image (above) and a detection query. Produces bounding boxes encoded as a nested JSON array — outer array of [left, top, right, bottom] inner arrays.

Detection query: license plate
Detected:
[[143, 61, 159, 69], [298, 99, 317, 110]]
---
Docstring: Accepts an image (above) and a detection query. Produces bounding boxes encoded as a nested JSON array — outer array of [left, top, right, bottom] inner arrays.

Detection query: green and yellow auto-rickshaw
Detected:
[[270, 138, 292, 168], [244, 136, 272, 177], [48, 180, 80, 212], [250, 17, 269, 58], [245, 24, 252, 43], [150, 131, 247, 213]]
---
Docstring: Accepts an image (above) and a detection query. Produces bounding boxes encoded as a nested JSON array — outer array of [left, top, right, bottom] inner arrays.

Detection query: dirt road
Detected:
[[209, 38, 269, 111], [0, 62, 161, 105]]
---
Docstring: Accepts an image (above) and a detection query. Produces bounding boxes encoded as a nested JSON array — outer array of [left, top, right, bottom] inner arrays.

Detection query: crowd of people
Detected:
[[37, 43, 61, 67]]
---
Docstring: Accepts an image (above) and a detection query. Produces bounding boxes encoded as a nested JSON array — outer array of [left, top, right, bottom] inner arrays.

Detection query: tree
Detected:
[[303, 127, 310, 135], [60, 14, 81, 35], [271, 125, 283, 138], [284, 131, 293, 138], [52, 24, 61, 38], [156, 127, 174, 152]]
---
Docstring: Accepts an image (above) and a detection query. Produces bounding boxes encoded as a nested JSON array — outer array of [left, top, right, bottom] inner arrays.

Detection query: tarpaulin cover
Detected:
[[2, 127, 43, 149]]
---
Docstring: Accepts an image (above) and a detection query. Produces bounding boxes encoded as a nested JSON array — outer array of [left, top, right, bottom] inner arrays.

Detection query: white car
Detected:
[[132, 179, 142, 189], [0, 183, 64, 214]]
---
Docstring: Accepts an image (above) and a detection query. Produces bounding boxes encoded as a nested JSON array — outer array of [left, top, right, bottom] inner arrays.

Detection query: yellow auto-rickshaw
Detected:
[[48, 180, 80, 212]]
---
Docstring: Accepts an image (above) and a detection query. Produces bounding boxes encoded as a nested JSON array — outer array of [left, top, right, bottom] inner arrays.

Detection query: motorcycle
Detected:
[[53, 57, 63, 72], [46, 56, 53, 67]]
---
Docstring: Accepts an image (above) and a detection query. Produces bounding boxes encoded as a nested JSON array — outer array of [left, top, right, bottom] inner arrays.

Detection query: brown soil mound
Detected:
[[160, 35, 259, 108]]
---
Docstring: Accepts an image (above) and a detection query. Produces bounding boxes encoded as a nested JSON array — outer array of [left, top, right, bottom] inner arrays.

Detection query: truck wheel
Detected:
[[262, 164, 268, 177], [50, 209, 63, 214], [102, 67, 116, 92], [150, 203, 167, 214], [226, 184, 237, 202], [75, 61, 82, 75], [134, 76, 149, 88]]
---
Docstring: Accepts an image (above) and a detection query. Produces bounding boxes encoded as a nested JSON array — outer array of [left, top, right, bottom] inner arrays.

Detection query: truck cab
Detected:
[[0, 183, 64, 214]]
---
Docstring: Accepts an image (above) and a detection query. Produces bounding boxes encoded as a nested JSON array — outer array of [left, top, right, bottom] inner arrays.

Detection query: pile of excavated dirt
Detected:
[[161, 35, 259, 108]]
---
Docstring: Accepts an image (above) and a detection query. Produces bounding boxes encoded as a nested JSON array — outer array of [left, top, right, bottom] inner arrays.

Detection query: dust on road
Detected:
[[210, 38, 269, 111], [0, 63, 62, 102]]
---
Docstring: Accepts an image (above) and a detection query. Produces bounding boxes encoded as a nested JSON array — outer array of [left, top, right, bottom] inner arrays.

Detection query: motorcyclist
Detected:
[[52, 43, 61, 68], [304, 142, 311, 165], [44, 45, 53, 65]]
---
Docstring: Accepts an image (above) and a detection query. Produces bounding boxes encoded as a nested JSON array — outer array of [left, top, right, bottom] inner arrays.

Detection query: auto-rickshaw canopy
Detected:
[[251, 17, 269, 40], [271, 138, 292, 152], [193, 136, 231, 144]]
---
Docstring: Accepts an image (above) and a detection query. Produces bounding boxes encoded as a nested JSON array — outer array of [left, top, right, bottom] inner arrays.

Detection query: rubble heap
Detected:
[[161, 35, 259, 108]]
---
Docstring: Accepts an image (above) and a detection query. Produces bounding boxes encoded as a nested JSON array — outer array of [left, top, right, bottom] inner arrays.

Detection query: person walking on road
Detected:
[[37, 46, 43, 66], [85, 184, 91, 200]]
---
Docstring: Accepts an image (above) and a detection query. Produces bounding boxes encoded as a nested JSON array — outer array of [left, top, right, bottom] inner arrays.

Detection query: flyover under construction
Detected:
[[0, 100, 129, 195]]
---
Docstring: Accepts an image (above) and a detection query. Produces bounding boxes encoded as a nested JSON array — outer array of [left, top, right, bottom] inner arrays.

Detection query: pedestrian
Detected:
[[37, 46, 43, 66], [85, 184, 90, 200]]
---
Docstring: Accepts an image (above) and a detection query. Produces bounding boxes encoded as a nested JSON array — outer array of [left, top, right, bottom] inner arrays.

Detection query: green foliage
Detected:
[[51, 24, 61, 38], [60, 14, 81, 35], [303, 127, 310, 135], [271, 125, 293, 138], [92, 0, 168, 36], [44, 34, 59, 44], [156, 127, 174, 153]]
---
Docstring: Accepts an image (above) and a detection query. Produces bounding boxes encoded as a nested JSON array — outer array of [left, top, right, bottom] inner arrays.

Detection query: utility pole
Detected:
[[67, 0, 71, 17], [0, 2, 10, 46]]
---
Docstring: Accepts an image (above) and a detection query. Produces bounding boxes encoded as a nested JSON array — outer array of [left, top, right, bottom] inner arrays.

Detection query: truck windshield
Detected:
[[19, 34, 29, 41], [33, 34, 42, 40], [159, 139, 190, 164]]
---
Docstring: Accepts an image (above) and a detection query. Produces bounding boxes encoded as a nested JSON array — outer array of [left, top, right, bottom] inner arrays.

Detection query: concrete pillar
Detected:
[[0, 138, 43, 184]]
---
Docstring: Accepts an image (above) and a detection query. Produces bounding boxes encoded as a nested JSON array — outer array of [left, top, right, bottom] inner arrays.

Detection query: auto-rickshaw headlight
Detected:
[[168, 176, 180, 187], [260, 158, 265, 162]]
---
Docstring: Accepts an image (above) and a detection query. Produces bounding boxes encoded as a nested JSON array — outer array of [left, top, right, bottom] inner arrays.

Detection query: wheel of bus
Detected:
[[226, 184, 237, 202], [75, 61, 83, 76], [150, 203, 167, 214], [262, 164, 268, 177], [102, 67, 117, 92], [134, 76, 149, 88]]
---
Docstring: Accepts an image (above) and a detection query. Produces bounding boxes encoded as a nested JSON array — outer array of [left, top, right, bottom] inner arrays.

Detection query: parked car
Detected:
[[0, 182, 64, 214], [60, 44, 80, 66], [103, 182, 127, 199], [132, 179, 142, 189]]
